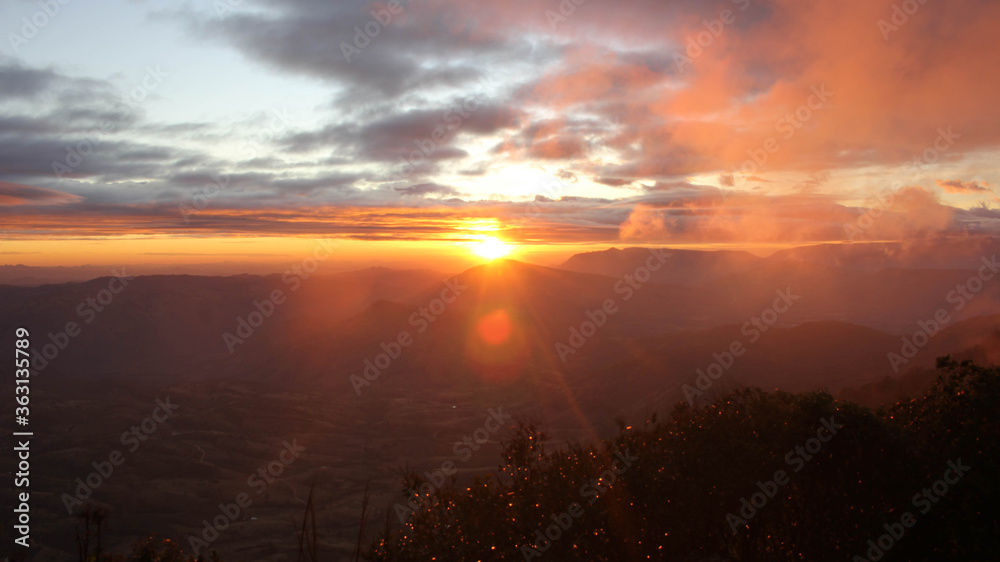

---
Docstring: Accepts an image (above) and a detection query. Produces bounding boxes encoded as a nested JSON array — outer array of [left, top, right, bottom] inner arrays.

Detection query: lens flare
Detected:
[[476, 309, 513, 345]]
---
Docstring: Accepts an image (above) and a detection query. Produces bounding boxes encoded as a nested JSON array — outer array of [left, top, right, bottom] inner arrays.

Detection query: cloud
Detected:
[[188, 0, 531, 102], [0, 198, 623, 243], [440, 0, 1000, 178], [279, 101, 519, 180], [394, 183, 461, 198], [937, 179, 993, 194], [0, 61, 189, 186], [0, 181, 81, 206], [618, 187, 980, 244], [0, 63, 57, 99], [3, 0, 1000, 248], [174, 0, 1000, 209], [596, 177, 632, 187]]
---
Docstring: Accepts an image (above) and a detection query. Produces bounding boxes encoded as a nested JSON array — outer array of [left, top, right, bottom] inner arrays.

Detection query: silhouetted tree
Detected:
[[368, 359, 1000, 561]]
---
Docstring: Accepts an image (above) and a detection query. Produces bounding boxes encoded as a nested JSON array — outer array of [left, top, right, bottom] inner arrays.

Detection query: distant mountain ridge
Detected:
[[4, 245, 1000, 384]]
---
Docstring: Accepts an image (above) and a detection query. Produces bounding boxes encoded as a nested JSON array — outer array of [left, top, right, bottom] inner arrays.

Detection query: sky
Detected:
[[1, 0, 999, 270]]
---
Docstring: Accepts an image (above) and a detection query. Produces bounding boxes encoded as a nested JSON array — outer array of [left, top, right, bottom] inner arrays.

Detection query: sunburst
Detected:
[[473, 237, 512, 260]]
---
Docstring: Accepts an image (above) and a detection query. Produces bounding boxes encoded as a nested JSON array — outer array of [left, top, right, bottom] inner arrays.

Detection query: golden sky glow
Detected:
[[0, 236, 629, 273]]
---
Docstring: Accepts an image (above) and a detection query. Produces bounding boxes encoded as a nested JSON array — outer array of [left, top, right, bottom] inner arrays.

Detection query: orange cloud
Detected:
[[937, 179, 993, 194], [464, 0, 1000, 177]]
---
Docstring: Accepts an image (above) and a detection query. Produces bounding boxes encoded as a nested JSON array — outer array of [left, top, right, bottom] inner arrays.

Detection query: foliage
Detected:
[[368, 359, 1000, 561]]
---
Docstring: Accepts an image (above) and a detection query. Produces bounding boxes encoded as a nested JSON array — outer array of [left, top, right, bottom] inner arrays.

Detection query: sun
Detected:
[[473, 237, 512, 260]]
